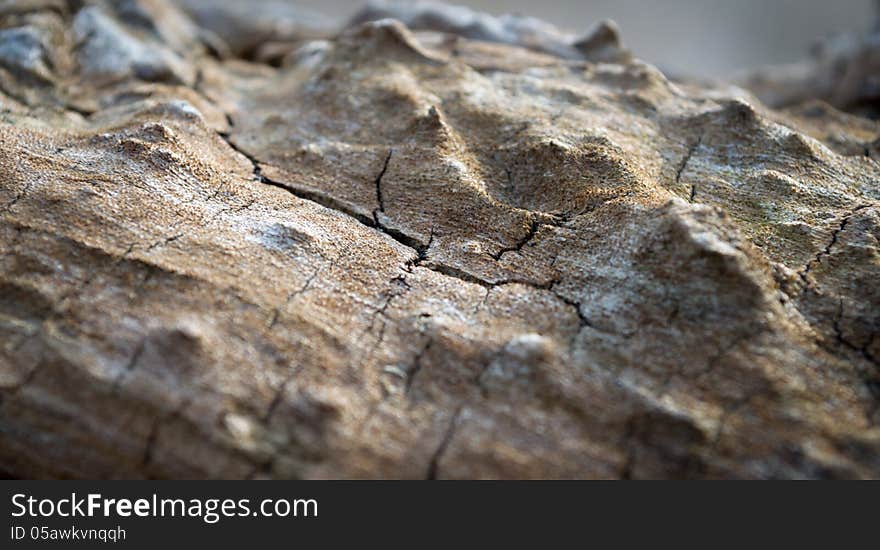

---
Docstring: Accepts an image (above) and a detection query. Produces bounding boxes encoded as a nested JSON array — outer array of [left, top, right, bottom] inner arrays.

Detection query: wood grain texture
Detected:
[[0, 1, 878, 479]]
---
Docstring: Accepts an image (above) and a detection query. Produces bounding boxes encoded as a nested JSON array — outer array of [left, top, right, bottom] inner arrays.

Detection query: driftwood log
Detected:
[[0, 0, 879, 479]]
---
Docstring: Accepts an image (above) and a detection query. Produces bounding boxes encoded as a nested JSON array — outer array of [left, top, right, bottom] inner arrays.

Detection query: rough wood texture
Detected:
[[0, 0, 878, 479]]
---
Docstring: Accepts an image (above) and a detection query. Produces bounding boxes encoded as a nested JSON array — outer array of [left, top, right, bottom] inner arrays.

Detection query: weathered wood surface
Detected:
[[0, 1, 878, 478]]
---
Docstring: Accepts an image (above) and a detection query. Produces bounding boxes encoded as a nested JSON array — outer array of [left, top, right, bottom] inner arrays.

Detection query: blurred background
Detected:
[[295, 0, 874, 76]]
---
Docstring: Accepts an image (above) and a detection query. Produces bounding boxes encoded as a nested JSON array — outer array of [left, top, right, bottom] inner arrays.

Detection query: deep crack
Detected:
[[218, 131, 601, 346], [372, 149, 394, 225], [675, 136, 701, 184], [426, 407, 463, 480], [405, 339, 432, 394], [490, 216, 542, 261], [797, 204, 869, 288]]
